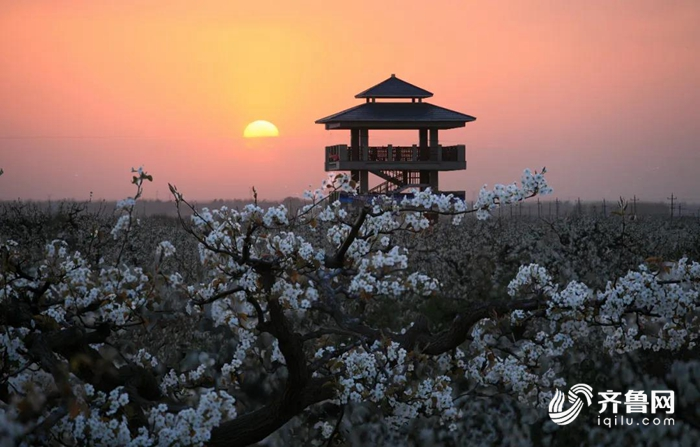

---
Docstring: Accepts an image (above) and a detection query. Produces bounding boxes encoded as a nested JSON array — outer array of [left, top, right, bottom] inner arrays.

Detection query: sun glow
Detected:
[[244, 120, 279, 138]]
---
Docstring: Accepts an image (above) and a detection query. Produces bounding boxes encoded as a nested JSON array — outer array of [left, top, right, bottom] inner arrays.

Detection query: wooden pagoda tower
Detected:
[[316, 74, 475, 198]]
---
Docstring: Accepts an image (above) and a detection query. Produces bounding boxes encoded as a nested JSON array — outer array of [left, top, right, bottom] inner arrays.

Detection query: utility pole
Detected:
[[631, 195, 638, 217], [668, 194, 676, 220], [555, 199, 560, 219], [577, 197, 582, 216], [537, 198, 541, 218], [603, 199, 607, 217]]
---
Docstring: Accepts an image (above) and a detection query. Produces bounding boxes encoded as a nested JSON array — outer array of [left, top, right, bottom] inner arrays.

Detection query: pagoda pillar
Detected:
[[351, 129, 359, 149], [350, 128, 360, 191], [360, 171, 368, 194], [429, 128, 439, 147], [429, 172, 439, 192], [419, 128, 428, 148], [419, 128, 429, 189], [359, 128, 369, 193], [350, 128, 360, 162], [359, 128, 368, 148], [429, 128, 439, 191]]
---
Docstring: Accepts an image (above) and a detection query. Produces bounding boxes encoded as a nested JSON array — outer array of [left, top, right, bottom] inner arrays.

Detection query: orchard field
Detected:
[[2, 169, 700, 446]]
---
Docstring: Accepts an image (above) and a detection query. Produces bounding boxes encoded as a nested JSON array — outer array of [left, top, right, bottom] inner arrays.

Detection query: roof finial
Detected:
[[391, 73, 395, 78]]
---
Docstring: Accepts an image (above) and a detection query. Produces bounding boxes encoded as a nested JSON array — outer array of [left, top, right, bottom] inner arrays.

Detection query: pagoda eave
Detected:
[[354, 94, 432, 99], [321, 121, 468, 130]]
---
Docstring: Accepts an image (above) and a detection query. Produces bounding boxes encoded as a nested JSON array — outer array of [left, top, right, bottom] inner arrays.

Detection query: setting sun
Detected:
[[243, 120, 279, 138]]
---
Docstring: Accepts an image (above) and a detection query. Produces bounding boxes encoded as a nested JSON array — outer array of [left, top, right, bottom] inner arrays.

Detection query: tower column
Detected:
[[429, 172, 439, 192], [351, 128, 360, 148], [419, 128, 428, 148], [429, 128, 439, 191], [420, 171, 430, 190], [360, 171, 369, 194], [429, 128, 439, 146], [359, 128, 369, 193], [359, 128, 369, 148], [350, 129, 360, 161], [419, 128, 429, 190]]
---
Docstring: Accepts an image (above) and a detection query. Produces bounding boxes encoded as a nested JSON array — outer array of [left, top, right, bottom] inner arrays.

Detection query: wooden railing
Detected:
[[367, 147, 388, 161], [442, 145, 460, 162], [326, 144, 465, 164], [393, 147, 414, 162]]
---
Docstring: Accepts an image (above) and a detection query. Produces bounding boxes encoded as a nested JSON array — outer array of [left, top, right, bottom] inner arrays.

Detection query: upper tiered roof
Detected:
[[316, 75, 475, 130], [355, 74, 433, 99]]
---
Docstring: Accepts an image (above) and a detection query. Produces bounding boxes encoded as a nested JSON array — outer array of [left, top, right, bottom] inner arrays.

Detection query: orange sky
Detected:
[[1, 1, 699, 203]]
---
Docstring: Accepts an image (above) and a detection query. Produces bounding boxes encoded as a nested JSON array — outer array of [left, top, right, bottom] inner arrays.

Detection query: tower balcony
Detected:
[[325, 144, 466, 171]]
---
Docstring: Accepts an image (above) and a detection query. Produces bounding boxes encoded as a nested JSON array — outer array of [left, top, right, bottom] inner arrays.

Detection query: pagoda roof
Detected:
[[315, 102, 476, 130], [355, 74, 433, 99]]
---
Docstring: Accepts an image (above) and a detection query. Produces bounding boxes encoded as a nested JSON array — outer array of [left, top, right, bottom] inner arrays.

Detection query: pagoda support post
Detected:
[[429, 128, 439, 162], [359, 128, 369, 193], [429, 129, 440, 191], [350, 129, 360, 161], [351, 129, 359, 150], [429, 128, 439, 146], [420, 171, 430, 190], [359, 128, 369, 162], [419, 128, 428, 148], [359, 171, 368, 194], [359, 128, 368, 148], [429, 172, 439, 192]]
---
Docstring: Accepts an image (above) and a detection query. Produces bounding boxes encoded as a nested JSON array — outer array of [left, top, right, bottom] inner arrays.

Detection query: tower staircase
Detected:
[[368, 170, 426, 195]]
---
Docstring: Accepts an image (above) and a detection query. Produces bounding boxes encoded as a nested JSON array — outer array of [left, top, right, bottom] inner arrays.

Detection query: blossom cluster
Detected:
[[324, 341, 462, 430], [473, 168, 552, 219], [468, 258, 700, 409]]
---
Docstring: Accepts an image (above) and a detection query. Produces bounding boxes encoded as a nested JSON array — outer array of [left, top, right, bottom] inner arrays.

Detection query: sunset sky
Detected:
[[1, 1, 699, 203]]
